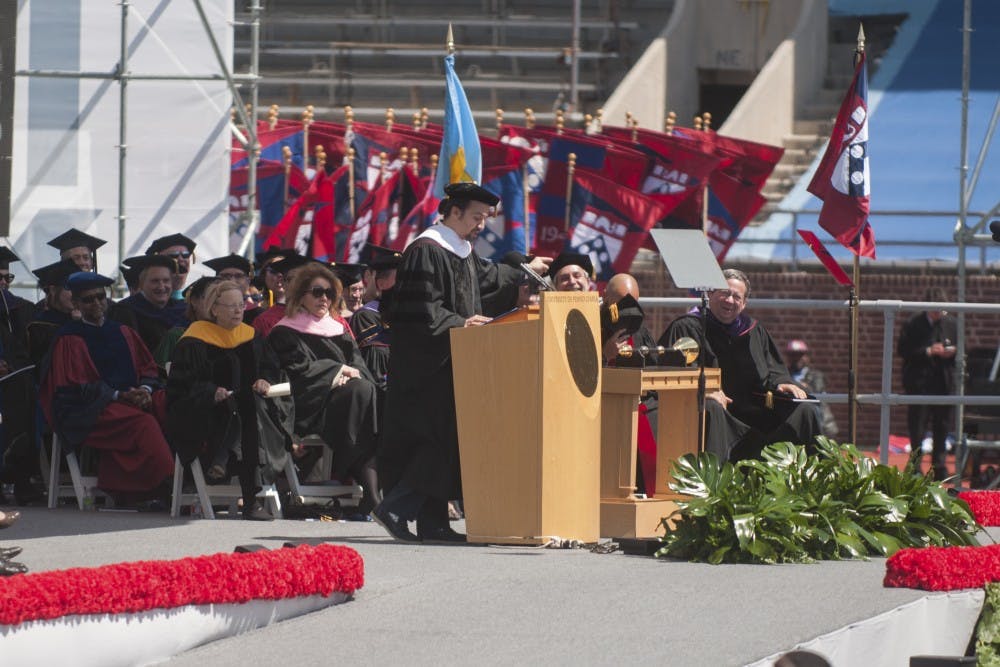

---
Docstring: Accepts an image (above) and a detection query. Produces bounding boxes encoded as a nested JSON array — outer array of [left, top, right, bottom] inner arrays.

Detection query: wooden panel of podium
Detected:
[[599, 367, 721, 539], [450, 292, 602, 545]]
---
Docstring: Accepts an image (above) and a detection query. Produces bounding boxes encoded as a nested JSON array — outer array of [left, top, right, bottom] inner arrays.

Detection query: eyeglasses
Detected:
[[712, 289, 746, 305], [0, 274, 13, 283], [164, 251, 192, 259], [214, 301, 246, 311], [79, 293, 107, 305], [309, 286, 337, 301]]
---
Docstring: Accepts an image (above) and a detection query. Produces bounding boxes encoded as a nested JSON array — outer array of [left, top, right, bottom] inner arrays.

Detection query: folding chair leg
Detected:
[[47, 436, 61, 509], [285, 457, 304, 504], [170, 455, 184, 518], [66, 452, 87, 510], [189, 459, 216, 519]]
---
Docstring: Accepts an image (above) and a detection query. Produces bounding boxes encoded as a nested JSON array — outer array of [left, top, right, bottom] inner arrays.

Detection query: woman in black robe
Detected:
[[166, 280, 291, 520], [267, 263, 380, 518]]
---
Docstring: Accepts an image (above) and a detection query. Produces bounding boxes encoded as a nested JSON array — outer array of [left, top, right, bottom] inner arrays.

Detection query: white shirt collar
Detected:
[[415, 223, 472, 259]]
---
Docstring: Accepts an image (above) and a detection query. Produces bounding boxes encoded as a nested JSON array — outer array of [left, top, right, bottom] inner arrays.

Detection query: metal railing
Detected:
[[640, 296, 1000, 464]]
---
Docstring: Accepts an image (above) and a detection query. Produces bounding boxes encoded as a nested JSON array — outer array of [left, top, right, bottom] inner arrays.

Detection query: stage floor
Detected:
[[2, 508, 992, 666]]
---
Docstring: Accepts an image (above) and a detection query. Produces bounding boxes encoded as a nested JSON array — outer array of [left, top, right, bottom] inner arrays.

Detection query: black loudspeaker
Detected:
[[0, 0, 15, 236]]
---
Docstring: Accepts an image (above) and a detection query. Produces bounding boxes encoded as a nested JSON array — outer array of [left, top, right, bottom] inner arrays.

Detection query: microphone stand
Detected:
[[696, 288, 710, 453]]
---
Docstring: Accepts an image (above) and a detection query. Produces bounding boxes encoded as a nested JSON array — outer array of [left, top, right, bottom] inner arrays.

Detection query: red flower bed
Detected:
[[958, 491, 1000, 526], [885, 544, 1000, 591], [0, 544, 363, 626]]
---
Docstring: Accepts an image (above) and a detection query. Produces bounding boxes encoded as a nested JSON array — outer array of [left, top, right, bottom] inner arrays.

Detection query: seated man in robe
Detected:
[[549, 252, 595, 292], [113, 255, 189, 360], [350, 244, 402, 391], [658, 268, 821, 462], [27, 260, 81, 365], [146, 233, 196, 299], [39, 272, 174, 499], [47, 228, 106, 273], [330, 263, 366, 320]]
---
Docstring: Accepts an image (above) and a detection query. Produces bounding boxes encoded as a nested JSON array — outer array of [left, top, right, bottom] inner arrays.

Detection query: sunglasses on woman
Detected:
[[309, 286, 337, 300], [164, 251, 192, 259]]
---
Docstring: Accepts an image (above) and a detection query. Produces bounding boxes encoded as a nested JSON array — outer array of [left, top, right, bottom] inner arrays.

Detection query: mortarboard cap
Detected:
[[269, 253, 315, 276], [255, 247, 291, 271], [66, 271, 115, 293], [203, 254, 253, 275], [362, 244, 403, 271], [47, 228, 107, 253], [32, 259, 79, 289], [145, 233, 196, 255], [549, 252, 594, 280], [600, 293, 645, 340], [122, 254, 178, 274], [437, 182, 500, 214], [182, 275, 220, 301], [330, 262, 366, 286], [0, 246, 19, 269]]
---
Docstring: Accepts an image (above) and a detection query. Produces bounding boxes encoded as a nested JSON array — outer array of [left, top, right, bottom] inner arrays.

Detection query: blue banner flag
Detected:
[[433, 54, 482, 198]]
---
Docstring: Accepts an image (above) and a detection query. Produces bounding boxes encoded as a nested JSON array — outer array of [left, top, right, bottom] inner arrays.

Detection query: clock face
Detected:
[[564, 308, 598, 397]]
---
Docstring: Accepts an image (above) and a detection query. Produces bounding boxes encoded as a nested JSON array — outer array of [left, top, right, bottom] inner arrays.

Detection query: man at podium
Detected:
[[375, 182, 552, 543]]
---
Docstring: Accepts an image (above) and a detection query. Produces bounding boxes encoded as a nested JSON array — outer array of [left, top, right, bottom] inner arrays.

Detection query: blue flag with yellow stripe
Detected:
[[433, 53, 482, 198]]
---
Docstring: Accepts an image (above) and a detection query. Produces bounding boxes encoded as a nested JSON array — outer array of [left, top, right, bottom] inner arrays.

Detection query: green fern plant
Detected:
[[656, 437, 980, 564]]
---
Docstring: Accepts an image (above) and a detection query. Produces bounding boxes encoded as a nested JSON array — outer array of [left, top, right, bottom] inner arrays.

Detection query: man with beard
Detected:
[[658, 268, 821, 462], [39, 272, 174, 499], [145, 233, 196, 299], [374, 182, 551, 543]]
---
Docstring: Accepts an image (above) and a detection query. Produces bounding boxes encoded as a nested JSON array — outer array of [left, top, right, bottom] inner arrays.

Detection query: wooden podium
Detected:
[[450, 292, 602, 545], [600, 367, 722, 539]]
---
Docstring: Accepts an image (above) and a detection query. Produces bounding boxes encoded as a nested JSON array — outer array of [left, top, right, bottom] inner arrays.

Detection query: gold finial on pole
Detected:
[[584, 114, 593, 134], [385, 107, 395, 131], [446, 23, 455, 56], [555, 108, 565, 134], [524, 107, 535, 129], [857, 23, 866, 54], [398, 147, 409, 173], [347, 147, 356, 219], [315, 145, 326, 172], [495, 108, 504, 136], [420, 107, 429, 129], [344, 105, 354, 133], [379, 151, 389, 184], [564, 153, 577, 231], [409, 147, 420, 175], [664, 111, 676, 134], [281, 146, 293, 214], [625, 110, 634, 127], [413, 111, 422, 131], [693, 115, 703, 131], [302, 105, 314, 168], [267, 104, 279, 130], [702, 112, 712, 132], [595, 107, 604, 132], [630, 115, 639, 143], [430, 153, 439, 174]]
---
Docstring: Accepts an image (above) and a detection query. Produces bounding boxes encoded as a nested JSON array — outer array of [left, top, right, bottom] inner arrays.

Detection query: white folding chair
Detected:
[[170, 454, 282, 519], [47, 434, 113, 510]]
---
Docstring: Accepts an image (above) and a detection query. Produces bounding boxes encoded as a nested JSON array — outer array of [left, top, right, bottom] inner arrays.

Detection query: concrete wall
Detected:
[[720, 0, 828, 144], [603, 0, 827, 140]]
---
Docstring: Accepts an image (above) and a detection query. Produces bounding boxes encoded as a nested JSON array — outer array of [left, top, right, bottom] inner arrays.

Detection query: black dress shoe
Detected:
[[0, 546, 22, 561], [0, 561, 27, 576], [242, 500, 275, 521], [0, 509, 20, 529], [372, 504, 421, 543], [416, 524, 467, 544]]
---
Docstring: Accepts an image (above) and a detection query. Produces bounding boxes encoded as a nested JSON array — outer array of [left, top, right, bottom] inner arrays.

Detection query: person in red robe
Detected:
[[39, 272, 173, 496]]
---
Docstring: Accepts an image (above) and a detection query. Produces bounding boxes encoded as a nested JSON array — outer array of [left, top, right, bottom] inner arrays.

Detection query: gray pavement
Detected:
[[0, 507, 985, 666]]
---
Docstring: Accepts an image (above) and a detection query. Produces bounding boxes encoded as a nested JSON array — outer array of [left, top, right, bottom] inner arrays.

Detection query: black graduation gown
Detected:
[[349, 302, 390, 391], [660, 313, 821, 460], [166, 326, 291, 499], [267, 325, 378, 478], [898, 312, 957, 395], [379, 238, 521, 500]]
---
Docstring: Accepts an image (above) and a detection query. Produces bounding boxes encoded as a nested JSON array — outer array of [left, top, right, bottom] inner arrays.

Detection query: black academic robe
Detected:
[[0, 311, 36, 487], [166, 323, 291, 499], [379, 238, 521, 499], [660, 312, 821, 460], [267, 324, 378, 478], [112, 294, 189, 361], [349, 301, 390, 391], [898, 312, 957, 395], [27, 309, 73, 367]]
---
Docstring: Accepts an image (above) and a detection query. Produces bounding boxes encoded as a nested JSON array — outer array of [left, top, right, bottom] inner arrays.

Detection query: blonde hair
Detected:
[[204, 280, 243, 324], [285, 264, 342, 317]]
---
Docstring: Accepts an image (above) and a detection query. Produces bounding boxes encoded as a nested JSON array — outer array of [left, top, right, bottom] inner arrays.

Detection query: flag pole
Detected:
[[698, 113, 710, 233], [385, 107, 395, 132], [848, 24, 865, 446], [495, 108, 504, 138], [281, 145, 292, 214], [564, 152, 576, 232], [302, 105, 313, 173], [347, 147, 356, 220], [523, 162, 531, 254]]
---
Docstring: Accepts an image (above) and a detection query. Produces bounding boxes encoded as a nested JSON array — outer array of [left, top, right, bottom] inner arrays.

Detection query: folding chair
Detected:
[[170, 454, 282, 519], [46, 434, 114, 510]]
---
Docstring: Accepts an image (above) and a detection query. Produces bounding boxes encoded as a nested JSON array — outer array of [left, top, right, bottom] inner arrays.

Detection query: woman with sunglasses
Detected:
[[267, 263, 380, 519], [166, 280, 291, 520]]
